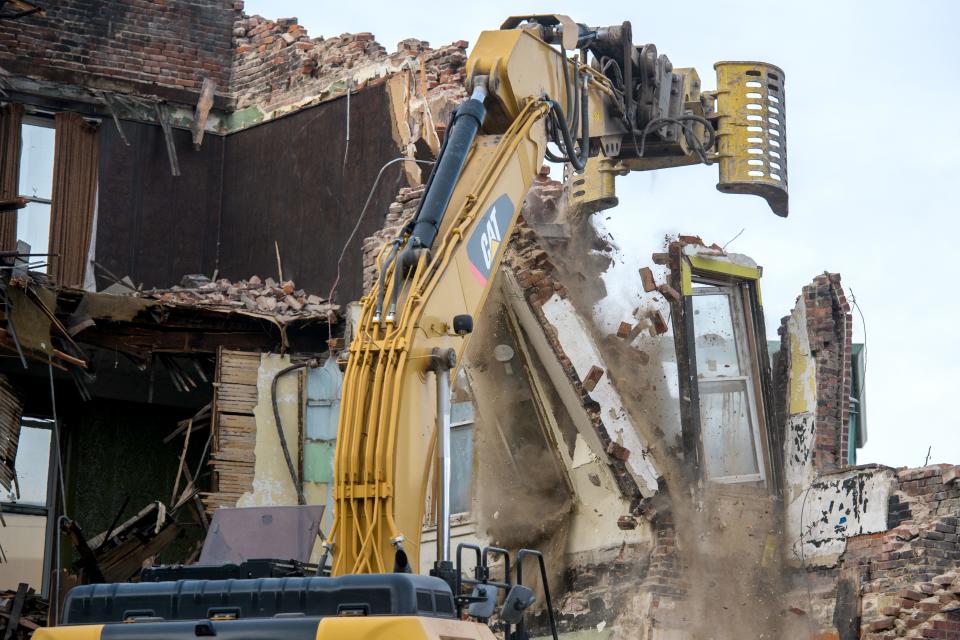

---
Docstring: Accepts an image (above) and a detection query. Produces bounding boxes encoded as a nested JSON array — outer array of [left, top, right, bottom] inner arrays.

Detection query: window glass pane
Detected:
[[16, 201, 51, 267], [450, 401, 474, 425], [699, 379, 759, 479], [450, 424, 473, 514], [2, 424, 51, 506], [18, 122, 56, 200], [692, 293, 741, 377]]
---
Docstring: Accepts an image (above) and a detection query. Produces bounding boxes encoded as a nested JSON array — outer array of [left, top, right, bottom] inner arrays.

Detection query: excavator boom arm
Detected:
[[330, 16, 788, 575]]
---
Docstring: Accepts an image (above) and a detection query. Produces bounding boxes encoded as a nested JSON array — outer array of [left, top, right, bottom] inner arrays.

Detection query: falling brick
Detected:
[[651, 252, 671, 266], [650, 310, 669, 335], [617, 515, 638, 530], [583, 365, 605, 392], [658, 283, 682, 303], [606, 441, 630, 461], [616, 321, 633, 339], [639, 267, 657, 293]]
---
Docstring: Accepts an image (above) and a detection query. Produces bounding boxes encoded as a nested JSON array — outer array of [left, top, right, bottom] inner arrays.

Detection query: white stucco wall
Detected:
[[541, 294, 660, 495]]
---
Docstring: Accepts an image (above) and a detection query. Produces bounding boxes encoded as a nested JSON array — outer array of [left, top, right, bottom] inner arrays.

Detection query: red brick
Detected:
[[866, 617, 896, 632], [639, 267, 657, 293], [606, 441, 630, 462], [650, 310, 669, 335], [658, 283, 682, 303], [583, 365, 605, 392]]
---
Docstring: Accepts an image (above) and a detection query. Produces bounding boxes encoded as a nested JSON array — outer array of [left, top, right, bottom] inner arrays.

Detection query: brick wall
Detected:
[[230, 15, 467, 115], [801, 273, 854, 472], [1, 1, 468, 117], [813, 465, 960, 640], [0, 0, 239, 101]]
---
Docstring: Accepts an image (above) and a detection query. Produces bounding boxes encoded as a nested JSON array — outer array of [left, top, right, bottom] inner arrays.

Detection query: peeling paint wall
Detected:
[[788, 466, 895, 566], [237, 353, 302, 507], [779, 274, 891, 566]]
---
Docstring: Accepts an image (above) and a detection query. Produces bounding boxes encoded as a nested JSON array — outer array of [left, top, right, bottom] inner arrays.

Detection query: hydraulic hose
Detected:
[[373, 240, 400, 320], [545, 74, 590, 172]]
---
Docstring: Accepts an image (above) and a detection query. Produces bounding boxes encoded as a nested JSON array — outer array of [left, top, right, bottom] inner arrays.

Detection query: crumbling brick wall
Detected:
[[802, 273, 854, 472], [230, 15, 468, 115], [795, 465, 960, 640], [0, 0, 240, 100]]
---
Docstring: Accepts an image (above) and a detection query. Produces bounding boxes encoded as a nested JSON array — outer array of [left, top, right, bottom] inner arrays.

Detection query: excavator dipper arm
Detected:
[[330, 16, 788, 576]]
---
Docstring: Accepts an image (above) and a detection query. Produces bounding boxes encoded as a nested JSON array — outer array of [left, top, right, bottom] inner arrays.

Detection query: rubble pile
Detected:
[[361, 185, 424, 293], [138, 274, 339, 320], [864, 569, 960, 639], [231, 8, 468, 115], [0, 586, 47, 638]]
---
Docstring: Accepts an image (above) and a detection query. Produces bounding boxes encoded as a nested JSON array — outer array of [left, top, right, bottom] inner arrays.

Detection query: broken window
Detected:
[[0, 418, 54, 592], [17, 117, 55, 268], [669, 248, 778, 490], [1, 420, 52, 506]]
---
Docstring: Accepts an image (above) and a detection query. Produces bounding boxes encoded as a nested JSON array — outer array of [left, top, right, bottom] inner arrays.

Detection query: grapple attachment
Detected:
[[712, 61, 788, 216]]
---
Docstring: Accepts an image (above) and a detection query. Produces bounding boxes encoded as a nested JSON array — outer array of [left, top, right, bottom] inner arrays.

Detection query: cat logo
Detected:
[[466, 194, 514, 285]]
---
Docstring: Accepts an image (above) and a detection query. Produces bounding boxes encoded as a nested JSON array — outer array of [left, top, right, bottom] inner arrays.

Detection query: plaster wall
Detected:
[[781, 294, 892, 566], [540, 294, 660, 495], [0, 513, 46, 590], [238, 353, 302, 507]]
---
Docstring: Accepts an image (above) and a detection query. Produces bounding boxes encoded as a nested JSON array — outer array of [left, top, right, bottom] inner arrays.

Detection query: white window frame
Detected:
[[17, 115, 56, 269]]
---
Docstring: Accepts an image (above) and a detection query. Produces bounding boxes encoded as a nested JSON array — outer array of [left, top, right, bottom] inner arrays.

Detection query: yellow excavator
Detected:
[[37, 14, 786, 640]]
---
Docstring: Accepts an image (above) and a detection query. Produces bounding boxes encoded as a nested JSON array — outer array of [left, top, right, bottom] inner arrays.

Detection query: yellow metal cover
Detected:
[[713, 61, 788, 216]]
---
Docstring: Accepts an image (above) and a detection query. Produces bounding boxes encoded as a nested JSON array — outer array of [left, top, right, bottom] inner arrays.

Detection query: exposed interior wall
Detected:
[[66, 399, 206, 565], [9, 2, 469, 300], [95, 119, 224, 290], [781, 465, 960, 640]]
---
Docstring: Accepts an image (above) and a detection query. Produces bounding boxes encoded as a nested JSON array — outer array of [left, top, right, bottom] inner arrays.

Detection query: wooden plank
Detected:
[[2, 583, 28, 640], [219, 417, 255, 427]]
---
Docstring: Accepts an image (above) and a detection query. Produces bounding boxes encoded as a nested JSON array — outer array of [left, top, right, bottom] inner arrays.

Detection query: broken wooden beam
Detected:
[[0, 197, 26, 212], [155, 102, 181, 177], [191, 78, 216, 148]]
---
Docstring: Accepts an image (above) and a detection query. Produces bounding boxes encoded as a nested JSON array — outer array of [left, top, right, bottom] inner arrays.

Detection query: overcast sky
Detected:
[[246, 0, 959, 468]]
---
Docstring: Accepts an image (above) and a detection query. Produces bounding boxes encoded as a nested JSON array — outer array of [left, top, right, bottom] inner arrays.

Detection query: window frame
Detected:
[[1, 418, 55, 515], [690, 285, 767, 484], [17, 114, 55, 207], [0, 416, 57, 598], [448, 416, 474, 518], [671, 253, 779, 492]]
